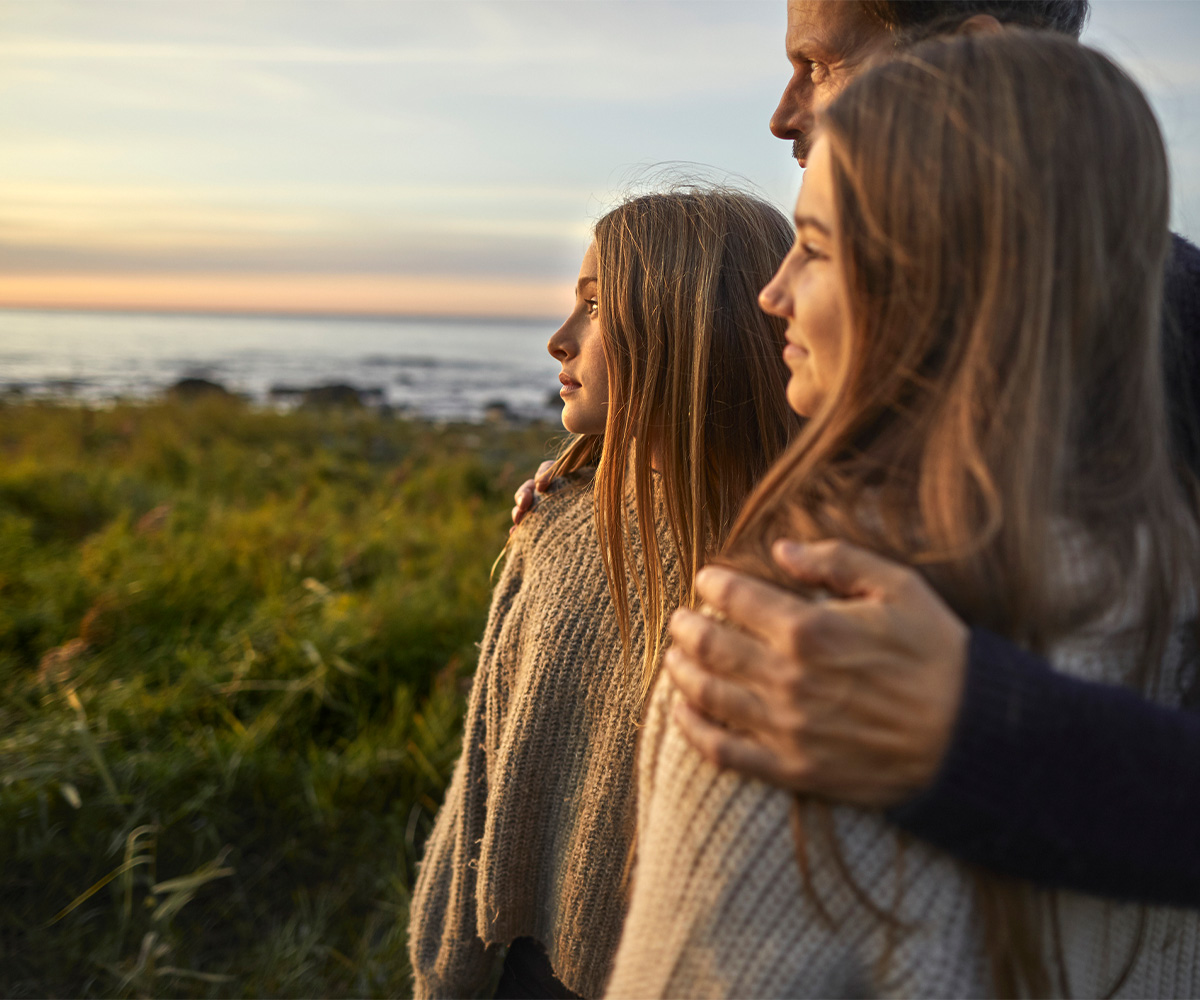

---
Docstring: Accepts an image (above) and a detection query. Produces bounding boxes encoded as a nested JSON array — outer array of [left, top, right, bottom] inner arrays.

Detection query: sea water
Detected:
[[0, 308, 564, 422]]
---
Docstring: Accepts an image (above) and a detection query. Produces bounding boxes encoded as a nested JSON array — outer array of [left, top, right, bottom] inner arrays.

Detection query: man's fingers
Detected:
[[668, 608, 778, 682], [514, 481, 535, 508], [534, 460, 556, 491], [672, 701, 805, 789], [772, 538, 907, 599], [694, 565, 835, 652], [664, 646, 766, 730]]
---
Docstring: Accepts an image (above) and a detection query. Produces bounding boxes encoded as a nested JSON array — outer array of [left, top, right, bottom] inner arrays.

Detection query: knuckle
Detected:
[[784, 614, 814, 656], [783, 755, 814, 789], [703, 572, 735, 610], [709, 737, 735, 770], [692, 620, 718, 660]]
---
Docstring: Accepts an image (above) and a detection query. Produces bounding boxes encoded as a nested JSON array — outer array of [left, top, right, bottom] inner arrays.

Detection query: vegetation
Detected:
[[0, 397, 560, 998]]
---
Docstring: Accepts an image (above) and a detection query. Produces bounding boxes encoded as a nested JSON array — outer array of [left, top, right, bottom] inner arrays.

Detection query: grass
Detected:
[[0, 397, 560, 998]]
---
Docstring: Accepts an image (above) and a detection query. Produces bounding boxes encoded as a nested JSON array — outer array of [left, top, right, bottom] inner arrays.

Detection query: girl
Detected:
[[408, 188, 799, 998], [608, 33, 1200, 999]]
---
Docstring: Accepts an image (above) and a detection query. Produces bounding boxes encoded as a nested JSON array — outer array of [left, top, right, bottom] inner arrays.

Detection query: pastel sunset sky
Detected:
[[1, 0, 1197, 319]]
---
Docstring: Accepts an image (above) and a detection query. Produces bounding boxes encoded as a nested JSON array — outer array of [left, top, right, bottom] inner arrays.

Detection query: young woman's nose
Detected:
[[759, 269, 792, 319], [547, 319, 577, 362]]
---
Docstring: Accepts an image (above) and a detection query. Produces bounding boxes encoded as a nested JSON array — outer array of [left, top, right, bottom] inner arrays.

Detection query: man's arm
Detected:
[[669, 539, 1200, 905]]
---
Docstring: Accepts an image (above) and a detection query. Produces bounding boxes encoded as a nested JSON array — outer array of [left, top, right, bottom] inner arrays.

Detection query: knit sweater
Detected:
[[408, 477, 678, 1000], [607, 528, 1200, 999]]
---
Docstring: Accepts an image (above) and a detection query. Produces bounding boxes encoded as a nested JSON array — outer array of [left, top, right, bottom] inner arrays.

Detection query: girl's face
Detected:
[[548, 241, 609, 435], [758, 134, 853, 418]]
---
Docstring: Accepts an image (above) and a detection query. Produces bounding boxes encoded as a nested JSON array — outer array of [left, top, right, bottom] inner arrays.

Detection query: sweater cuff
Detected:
[[887, 628, 1054, 852]]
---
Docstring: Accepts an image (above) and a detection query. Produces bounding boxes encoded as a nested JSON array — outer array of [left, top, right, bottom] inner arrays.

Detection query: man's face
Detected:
[[771, 1, 892, 167]]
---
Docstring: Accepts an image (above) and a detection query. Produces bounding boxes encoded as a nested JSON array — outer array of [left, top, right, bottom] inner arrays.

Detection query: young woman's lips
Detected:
[[783, 343, 808, 365], [559, 372, 581, 395]]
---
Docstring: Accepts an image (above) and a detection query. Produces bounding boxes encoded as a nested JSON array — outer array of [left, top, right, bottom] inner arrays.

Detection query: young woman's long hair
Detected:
[[720, 33, 1198, 997], [549, 189, 800, 701]]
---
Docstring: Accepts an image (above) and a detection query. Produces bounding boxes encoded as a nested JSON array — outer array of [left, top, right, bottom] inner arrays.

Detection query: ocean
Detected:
[[0, 308, 565, 422]]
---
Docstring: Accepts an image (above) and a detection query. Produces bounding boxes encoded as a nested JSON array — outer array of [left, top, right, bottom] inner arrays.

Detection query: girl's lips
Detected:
[[783, 343, 808, 364], [559, 373, 581, 394]]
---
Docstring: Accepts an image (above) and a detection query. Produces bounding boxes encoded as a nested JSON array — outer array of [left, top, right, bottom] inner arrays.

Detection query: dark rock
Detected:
[[301, 383, 367, 408], [169, 377, 232, 399], [483, 399, 519, 424]]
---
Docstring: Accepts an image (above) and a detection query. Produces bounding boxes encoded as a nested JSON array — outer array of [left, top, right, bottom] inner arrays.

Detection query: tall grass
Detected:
[[0, 398, 558, 998]]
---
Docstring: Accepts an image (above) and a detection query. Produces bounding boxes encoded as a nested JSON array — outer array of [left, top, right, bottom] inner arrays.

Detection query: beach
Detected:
[[0, 309, 565, 423]]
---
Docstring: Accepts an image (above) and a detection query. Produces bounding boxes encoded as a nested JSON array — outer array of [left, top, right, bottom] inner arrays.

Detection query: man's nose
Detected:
[[770, 76, 812, 141]]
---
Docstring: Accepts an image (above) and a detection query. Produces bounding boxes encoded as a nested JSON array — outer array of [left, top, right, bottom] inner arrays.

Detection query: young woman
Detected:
[[607, 33, 1200, 999], [407, 188, 799, 998]]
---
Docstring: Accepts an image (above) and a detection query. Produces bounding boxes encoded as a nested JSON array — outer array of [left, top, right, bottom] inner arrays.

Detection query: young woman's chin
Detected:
[[561, 400, 605, 436], [785, 376, 819, 419]]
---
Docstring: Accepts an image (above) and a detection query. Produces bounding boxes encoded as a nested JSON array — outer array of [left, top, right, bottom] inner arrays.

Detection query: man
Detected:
[[516, 0, 1200, 905]]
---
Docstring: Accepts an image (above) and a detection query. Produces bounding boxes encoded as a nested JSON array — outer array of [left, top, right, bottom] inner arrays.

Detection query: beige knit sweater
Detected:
[[607, 527, 1200, 999], [408, 477, 678, 999]]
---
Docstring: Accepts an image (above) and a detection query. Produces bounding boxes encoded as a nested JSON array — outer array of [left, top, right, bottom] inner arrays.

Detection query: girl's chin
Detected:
[[561, 402, 604, 436]]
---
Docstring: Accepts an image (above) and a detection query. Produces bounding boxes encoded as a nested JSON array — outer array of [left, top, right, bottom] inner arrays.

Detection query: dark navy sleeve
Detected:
[[887, 628, 1200, 906]]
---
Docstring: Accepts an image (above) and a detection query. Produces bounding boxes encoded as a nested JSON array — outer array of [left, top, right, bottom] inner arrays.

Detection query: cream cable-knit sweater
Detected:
[[607, 529, 1200, 999], [408, 477, 678, 999]]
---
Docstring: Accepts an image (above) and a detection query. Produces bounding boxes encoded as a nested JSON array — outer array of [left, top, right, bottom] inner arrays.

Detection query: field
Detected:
[[0, 397, 560, 998]]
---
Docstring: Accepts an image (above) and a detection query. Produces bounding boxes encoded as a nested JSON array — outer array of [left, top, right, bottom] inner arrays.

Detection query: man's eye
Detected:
[[809, 60, 827, 82]]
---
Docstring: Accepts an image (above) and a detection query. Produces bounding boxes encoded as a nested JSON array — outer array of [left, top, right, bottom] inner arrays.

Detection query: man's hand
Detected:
[[511, 461, 556, 529], [665, 539, 969, 808]]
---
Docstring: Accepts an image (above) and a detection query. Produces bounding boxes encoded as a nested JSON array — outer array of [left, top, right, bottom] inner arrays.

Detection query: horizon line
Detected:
[[0, 301, 562, 327]]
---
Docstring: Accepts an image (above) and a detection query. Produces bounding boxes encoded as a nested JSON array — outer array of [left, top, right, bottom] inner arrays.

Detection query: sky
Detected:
[[1, 0, 1198, 320]]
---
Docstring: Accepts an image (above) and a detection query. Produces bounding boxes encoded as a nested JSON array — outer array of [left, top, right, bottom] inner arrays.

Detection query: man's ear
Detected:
[[956, 13, 1004, 36]]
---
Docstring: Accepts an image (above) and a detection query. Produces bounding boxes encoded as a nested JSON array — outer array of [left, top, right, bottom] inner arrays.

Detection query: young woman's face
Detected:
[[547, 241, 609, 435], [759, 134, 853, 418]]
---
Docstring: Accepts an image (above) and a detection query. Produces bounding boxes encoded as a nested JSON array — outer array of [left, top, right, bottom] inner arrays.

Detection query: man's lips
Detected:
[[559, 372, 581, 394]]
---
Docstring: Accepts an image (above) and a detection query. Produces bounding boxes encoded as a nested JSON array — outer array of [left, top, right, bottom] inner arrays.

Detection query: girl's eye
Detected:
[[585, 299, 599, 318], [801, 241, 826, 261]]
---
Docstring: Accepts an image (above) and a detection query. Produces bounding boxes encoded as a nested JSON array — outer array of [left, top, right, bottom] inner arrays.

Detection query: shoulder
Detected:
[[508, 472, 595, 550], [1167, 232, 1200, 328]]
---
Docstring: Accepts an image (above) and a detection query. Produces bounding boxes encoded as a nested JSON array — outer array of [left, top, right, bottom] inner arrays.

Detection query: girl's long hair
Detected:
[[720, 32, 1198, 997], [550, 188, 800, 701]]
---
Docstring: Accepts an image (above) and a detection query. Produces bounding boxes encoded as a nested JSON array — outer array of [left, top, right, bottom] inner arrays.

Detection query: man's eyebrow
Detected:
[[794, 214, 831, 236], [788, 33, 832, 61]]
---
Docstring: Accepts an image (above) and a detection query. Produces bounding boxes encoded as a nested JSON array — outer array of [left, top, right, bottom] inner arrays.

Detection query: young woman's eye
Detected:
[[799, 242, 826, 262], [585, 299, 599, 318]]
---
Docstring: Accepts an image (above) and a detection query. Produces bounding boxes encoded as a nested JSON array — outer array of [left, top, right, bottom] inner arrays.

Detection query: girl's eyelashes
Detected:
[[585, 298, 599, 318]]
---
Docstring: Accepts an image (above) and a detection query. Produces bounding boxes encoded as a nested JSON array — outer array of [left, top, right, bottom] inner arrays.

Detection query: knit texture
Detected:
[[408, 477, 678, 999], [607, 528, 1200, 999]]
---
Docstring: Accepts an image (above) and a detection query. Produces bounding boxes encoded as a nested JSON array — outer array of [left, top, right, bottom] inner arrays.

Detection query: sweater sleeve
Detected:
[[407, 540, 528, 999], [887, 626, 1200, 906]]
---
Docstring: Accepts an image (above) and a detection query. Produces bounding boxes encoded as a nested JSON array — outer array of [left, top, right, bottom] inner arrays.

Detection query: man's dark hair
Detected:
[[862, 1, 1090, 40]]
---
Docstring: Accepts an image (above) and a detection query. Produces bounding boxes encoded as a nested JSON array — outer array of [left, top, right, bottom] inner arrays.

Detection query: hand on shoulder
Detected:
[[510, 460, 557, 531], [665, 539, 968, 808]]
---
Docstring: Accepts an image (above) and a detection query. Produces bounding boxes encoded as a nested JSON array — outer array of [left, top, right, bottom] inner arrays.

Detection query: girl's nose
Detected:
[[547, 320, 575, 362]]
